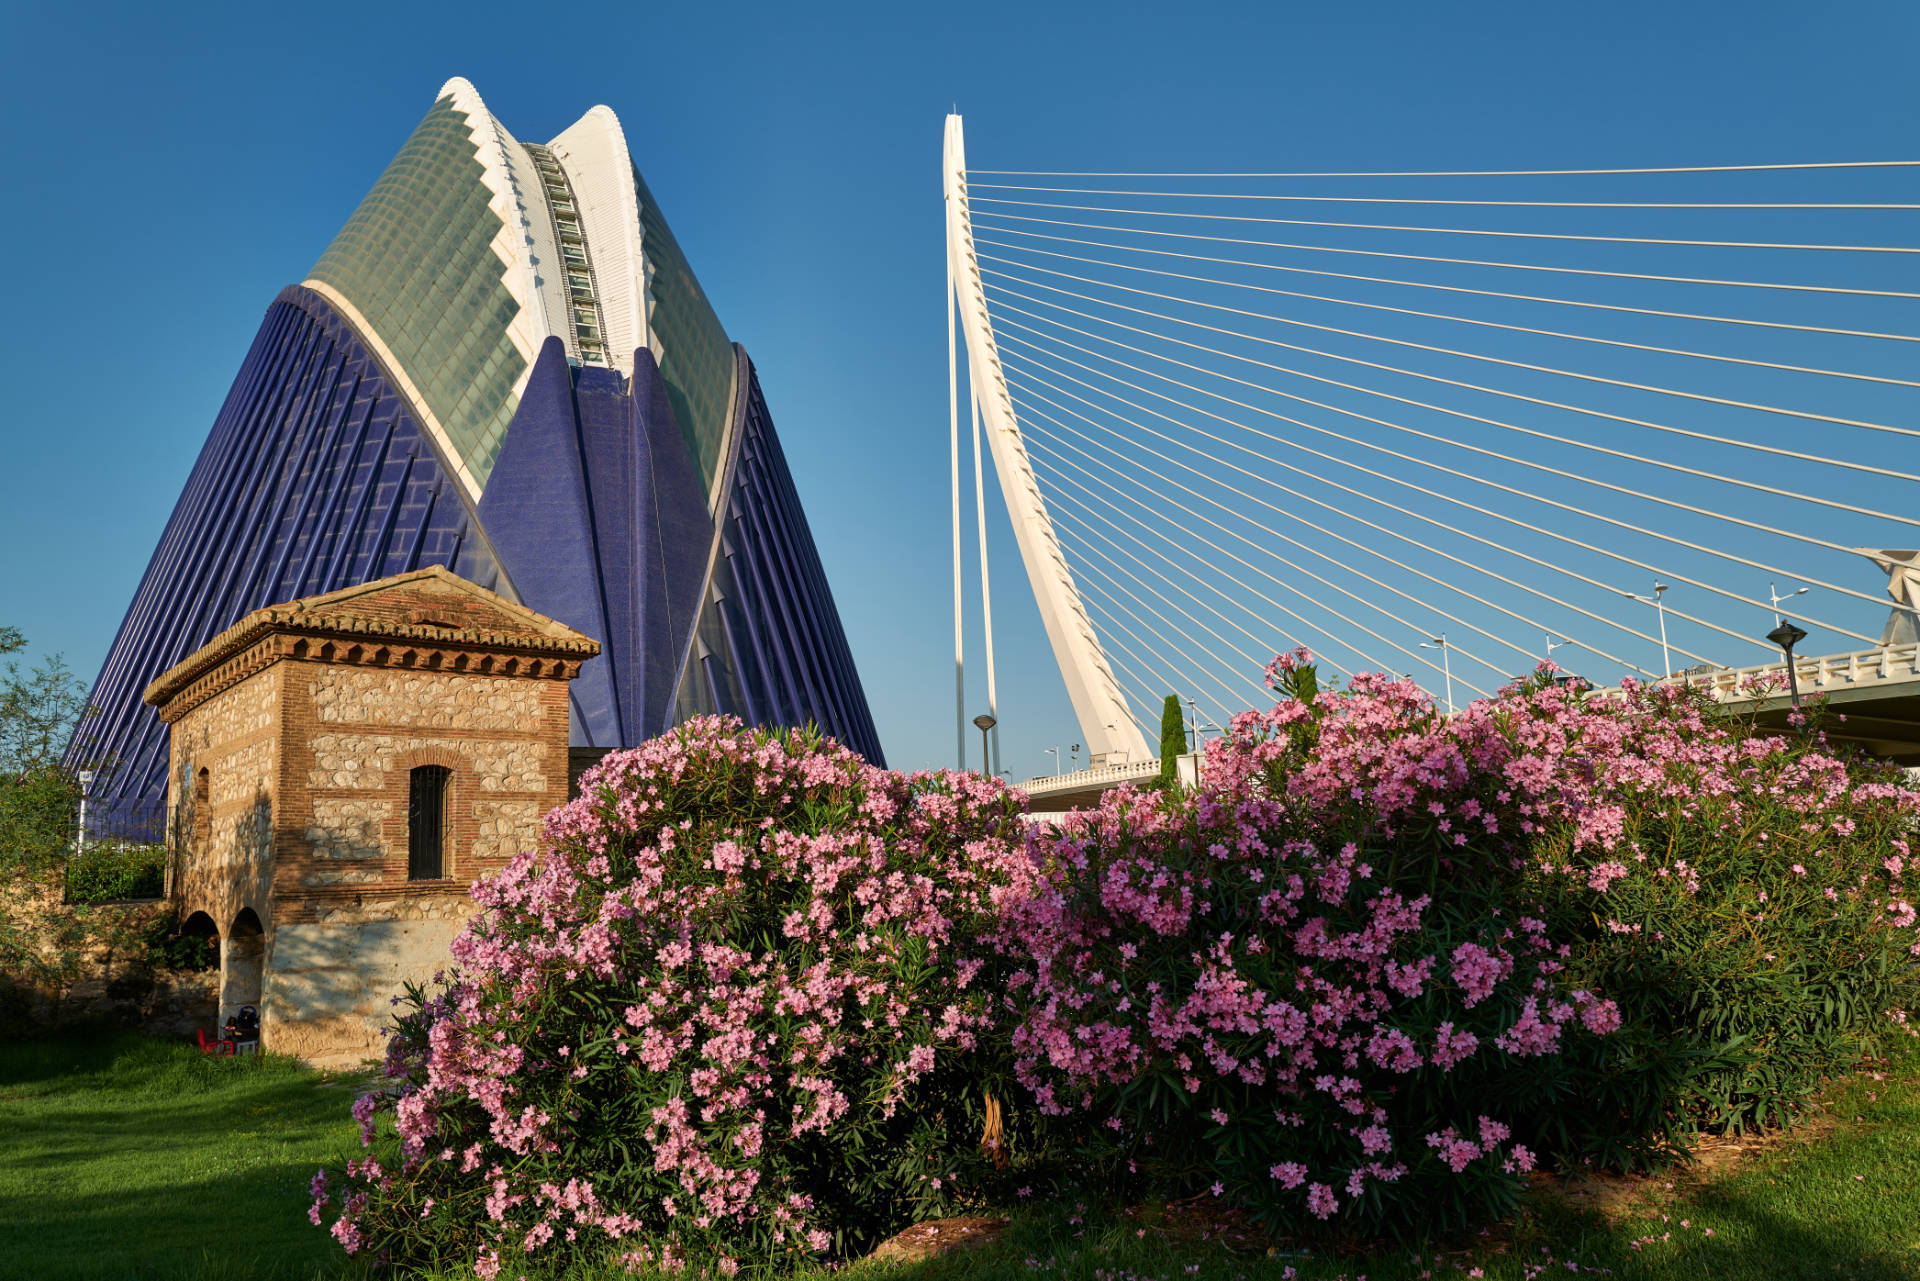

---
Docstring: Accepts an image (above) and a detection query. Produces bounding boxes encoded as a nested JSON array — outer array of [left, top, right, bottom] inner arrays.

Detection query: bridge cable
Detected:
[[976, 237, 1920, 389], [984, 299, 1920, 598], [982, 272, 1920, 471], [1023, 439, 1483, 687], [993, 335, 1884, 642], [968, 195, 1920, 254], [971, 210, 1920, 299], [969, 161, 1920, 178], [971, 221, 1920, 345], [1008, 372, 1675, 673], [971, 185, 1920, 211]]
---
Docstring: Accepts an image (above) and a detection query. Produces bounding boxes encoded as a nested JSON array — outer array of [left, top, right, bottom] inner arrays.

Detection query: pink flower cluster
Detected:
[[311, 660, 1920, 1260], [314, 717, 1037, 1275], [997, 664, 1608, 1227]]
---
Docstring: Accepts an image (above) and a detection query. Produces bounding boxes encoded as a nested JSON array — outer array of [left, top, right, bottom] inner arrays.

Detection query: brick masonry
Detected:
[[146, 566, 597, 1064]]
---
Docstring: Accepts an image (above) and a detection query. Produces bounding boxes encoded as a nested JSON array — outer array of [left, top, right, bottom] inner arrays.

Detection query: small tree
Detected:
[[1156, 693, 1188, 787], [0, 628, 88, 875], [0, 627, 91, 993]]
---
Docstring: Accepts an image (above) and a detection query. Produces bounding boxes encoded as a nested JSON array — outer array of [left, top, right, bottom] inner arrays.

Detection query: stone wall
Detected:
[[276, 659, 567, 902], [148, 567, 592, 1065], [0, 879, 218, 1039], [260, 658, 571, 1064], [312, 668, 547, 731], [168, 665, 279, 934], [263, 903, 476, 1064]]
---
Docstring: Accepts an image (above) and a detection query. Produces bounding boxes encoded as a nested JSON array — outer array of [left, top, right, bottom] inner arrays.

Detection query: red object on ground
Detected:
[[195, 1028, 235, 1056]]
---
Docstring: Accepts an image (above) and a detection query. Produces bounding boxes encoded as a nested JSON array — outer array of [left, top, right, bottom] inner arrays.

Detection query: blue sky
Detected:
[[1, 1, 1916, 778]]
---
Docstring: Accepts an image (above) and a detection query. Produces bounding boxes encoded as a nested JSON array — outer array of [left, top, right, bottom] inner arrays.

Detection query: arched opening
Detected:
[[192, 768, 211, 854], [178, 911, 220, 972], [408, 765, 450, 880], [220, 907, 265, 1026]]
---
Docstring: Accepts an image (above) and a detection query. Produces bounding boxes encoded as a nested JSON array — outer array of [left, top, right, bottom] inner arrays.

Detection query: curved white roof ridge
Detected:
[[549, 103, 652, 373], [435, 75, 481, 103], [425, 78, 569, 390]]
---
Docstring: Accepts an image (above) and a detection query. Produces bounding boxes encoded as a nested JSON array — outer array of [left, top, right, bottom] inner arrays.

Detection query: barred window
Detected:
[[407, 766, 450, 881]]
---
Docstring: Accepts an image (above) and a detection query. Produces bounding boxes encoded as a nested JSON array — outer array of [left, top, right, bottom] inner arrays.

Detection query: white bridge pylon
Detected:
[[946, 114, 1150, 766]]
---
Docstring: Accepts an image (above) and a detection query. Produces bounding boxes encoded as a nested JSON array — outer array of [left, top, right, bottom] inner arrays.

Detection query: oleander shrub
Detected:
[[998, 655, 1621, 1240], [315, 717, 1038, 1278], [1495, 677, 1920, 1167], [63, 842, 164, 905]]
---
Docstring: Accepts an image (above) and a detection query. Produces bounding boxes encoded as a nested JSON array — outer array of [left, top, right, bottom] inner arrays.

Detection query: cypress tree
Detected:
[[1157, 693, 1188, 788]]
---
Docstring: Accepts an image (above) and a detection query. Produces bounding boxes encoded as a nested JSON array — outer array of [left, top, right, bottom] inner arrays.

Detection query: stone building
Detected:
[[143, 566, 598, 1063]]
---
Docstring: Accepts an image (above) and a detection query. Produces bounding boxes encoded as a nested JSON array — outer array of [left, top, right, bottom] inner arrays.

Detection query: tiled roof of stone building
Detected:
[[143, 566, 600, 709]]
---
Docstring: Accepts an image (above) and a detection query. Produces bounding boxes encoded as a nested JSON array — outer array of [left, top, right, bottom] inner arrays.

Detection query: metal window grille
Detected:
[[408, 765, 450, 880]]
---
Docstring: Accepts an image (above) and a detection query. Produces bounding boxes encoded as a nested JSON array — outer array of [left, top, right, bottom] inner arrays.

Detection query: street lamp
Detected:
[[1044, 746, 1059, 776], [1770, 580, 1809, 627], [1418, 634, 1454, 716], [1622, 582, 1672, 680], [1544, 633, 1571, 669], [1767, 619, 1808, 709], [973, 714, 997, 774], [1069, 742, 1081, 770], [74, 769, 95, 854]]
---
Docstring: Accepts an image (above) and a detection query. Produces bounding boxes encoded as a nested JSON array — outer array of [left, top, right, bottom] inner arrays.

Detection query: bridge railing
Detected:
[[1021, 758, 1161, 798], [1591, 644, 1920, 703], [1694, 645, 1919, 699]]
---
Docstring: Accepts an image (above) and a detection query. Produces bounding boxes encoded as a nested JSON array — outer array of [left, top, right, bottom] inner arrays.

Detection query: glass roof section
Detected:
[[309, 95, 527, 488], [633, 167, 735, 494]]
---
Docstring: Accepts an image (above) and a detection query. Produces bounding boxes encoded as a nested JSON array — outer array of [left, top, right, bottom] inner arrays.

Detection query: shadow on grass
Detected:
[[0, 1034, 363, 1281]]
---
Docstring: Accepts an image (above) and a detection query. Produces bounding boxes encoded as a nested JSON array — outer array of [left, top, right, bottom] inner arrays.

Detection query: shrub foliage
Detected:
[[1002, 656, 1620, 1239], [1506, 679, 1920, 1164], [323, 662, 1920, 1271], [315, 719, 1036, 1277], [63, 843, 164, 905], [1156, 694, 1187, 788]]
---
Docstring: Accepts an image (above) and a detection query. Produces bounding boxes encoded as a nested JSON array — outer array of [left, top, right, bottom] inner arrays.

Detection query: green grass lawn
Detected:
[[0, 1034, 363, 1281], [4, 1032, 1917, 1280]]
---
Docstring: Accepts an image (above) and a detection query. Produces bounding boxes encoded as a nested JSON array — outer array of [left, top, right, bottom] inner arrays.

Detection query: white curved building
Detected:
[[79, 78, 883, 821]]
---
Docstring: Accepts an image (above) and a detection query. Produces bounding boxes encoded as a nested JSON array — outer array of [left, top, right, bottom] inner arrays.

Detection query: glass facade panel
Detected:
[[632, 167, 736, 496], [310, 96, 527, 490]]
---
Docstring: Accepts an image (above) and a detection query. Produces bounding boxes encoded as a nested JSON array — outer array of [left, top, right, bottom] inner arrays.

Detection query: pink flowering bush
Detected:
[[998, 655, 1920, 1232], [312, 718, 1038, 1276], [998, 656, 1614, 1238], [1501, 678, 1920, 1163]]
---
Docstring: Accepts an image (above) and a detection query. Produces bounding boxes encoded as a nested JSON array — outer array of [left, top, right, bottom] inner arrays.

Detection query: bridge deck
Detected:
[[1633, 645, 1920, 765]]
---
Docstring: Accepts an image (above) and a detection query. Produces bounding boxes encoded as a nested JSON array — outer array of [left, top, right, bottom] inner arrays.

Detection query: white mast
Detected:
[[943, 114, 1148, 764], [947, 205, 966, 770], [971, 382, 1000, 774]]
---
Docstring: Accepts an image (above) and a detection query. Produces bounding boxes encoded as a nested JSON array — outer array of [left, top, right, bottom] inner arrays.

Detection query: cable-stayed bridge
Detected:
[[940, 116, 1920, 776]]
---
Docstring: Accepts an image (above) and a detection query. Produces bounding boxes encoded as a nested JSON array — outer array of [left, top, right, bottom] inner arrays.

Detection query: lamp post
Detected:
[[74, 769, 95, 855], [973, 714, 997, 774], [1044, 746, 1059, 776], [1770, 580, 1808, 627], [1069, 742, 1081, 770], [1419, 634, 1454, 716], [1767, 619, 1808, 709], [1544, 633, 1570, 670], [1623, 582, 1672, 680]]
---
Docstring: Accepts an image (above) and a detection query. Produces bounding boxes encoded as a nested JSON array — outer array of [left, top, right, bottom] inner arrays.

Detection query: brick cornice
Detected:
[[145, 566, 599, 713], [153, 633, 593, 723]]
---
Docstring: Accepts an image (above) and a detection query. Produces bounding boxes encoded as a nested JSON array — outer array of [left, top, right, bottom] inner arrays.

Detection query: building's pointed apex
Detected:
[[435, 75, 481, 103]]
